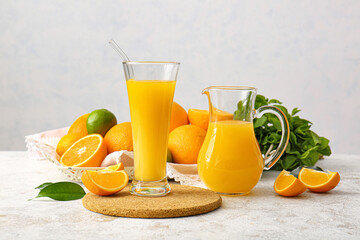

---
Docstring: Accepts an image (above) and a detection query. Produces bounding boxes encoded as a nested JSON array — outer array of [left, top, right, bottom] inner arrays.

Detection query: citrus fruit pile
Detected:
[[56, 102, 240, 168], [55, 109, 133, 196], [55, 102, 213, 196], [56, 109, 133, 162], [168, 102, 235, 164], [274, 167, 340, 197], [167, 102, 207, 164]]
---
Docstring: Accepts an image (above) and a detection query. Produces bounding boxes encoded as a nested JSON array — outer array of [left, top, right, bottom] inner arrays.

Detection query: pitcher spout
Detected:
[[201, 87, 210, 96], [201, 87, 212, 111]]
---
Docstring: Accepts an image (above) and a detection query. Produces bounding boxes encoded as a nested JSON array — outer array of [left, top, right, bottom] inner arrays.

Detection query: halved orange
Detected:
[[298, 168, 340, 193], [274, 170, 307, 197], [81, 170, 129, 196], [102, 162, 124, 171], [60, 134, 107, 167]]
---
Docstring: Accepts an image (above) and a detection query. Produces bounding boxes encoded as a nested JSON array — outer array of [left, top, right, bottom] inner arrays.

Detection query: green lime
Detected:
[[167, 148, 173, 163], [86, 109, 117, 136]]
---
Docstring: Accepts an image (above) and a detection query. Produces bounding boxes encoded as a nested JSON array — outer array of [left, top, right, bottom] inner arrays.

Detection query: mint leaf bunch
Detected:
[[253, 95, 331, 171]]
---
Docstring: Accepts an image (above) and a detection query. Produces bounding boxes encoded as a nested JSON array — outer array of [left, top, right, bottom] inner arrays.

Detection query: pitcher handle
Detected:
[[256, 106, 290, 170]]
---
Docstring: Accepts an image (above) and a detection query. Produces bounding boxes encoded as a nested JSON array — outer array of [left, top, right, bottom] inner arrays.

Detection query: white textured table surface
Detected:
[[0, 151, 359, 239]]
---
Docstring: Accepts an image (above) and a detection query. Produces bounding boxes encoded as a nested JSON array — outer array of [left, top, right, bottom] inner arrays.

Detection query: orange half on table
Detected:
[[298, 168, 340, 193], [81, 169, 129, 196], [60, 134, 107, 167], [274, 170, 307, 197]]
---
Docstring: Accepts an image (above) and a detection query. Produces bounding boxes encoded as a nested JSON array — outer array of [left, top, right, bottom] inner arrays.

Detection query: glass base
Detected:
[[130, 177, 171, 197], [216, 191, 250, 196]]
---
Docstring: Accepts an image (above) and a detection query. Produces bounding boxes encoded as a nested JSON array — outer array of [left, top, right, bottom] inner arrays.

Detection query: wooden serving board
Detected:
[[82, 184, 222, 218]]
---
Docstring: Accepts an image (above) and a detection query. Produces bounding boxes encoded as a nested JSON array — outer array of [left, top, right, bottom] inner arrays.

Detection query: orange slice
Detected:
[[274, 170, 307, 197], [298, 168, 340, 193], [81, 170, 129, 196], [102, 162, 124, 171], [60, 134, 107, 167]]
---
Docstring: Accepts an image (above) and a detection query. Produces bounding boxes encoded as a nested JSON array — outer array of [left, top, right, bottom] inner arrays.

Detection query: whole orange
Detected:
[[104, 122, 133, 153], [68, 113, 90, 137], [169, 102, 189, 132], [168, 125, 206, 164]]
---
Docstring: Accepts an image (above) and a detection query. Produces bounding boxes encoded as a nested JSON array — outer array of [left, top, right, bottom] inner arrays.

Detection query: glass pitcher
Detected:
[[197, 86, 290, 195]]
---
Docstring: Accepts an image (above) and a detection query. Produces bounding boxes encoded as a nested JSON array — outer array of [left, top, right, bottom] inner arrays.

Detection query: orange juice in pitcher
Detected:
[[198, 120, 264, 193], [197, 86, 290, 195]]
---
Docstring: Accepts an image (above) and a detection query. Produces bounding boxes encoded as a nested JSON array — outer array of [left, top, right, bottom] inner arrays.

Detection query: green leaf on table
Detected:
[[32, 182, 86, 201], [35, 182, 53, 190]]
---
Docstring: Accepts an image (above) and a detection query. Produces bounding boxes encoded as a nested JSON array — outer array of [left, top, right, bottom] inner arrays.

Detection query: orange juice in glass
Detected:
[[198, 86, 290, 195], [123, 61, 179, 197]]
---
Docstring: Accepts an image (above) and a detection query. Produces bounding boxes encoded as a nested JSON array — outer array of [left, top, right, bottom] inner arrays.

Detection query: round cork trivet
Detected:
[[82, 184, 221, 218]]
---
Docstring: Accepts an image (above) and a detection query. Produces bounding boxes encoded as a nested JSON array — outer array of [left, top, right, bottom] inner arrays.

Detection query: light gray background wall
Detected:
[[1, 0, 359, 153]]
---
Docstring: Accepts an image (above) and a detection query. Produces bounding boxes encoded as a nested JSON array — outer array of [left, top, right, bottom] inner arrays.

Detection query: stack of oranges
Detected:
[[168, 102, 206, 165], [55, 102, 213, 167], [168, 102, 235, 164], [56, 110, 133, 166], [55, 110, 133, 196], [56, 102, 230, 169], [54, 103, 214, 196]]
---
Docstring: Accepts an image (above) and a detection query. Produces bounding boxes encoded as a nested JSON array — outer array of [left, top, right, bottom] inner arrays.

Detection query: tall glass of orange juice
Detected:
[[123, 61, 179, 197], [198, 86, 290, 195]]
